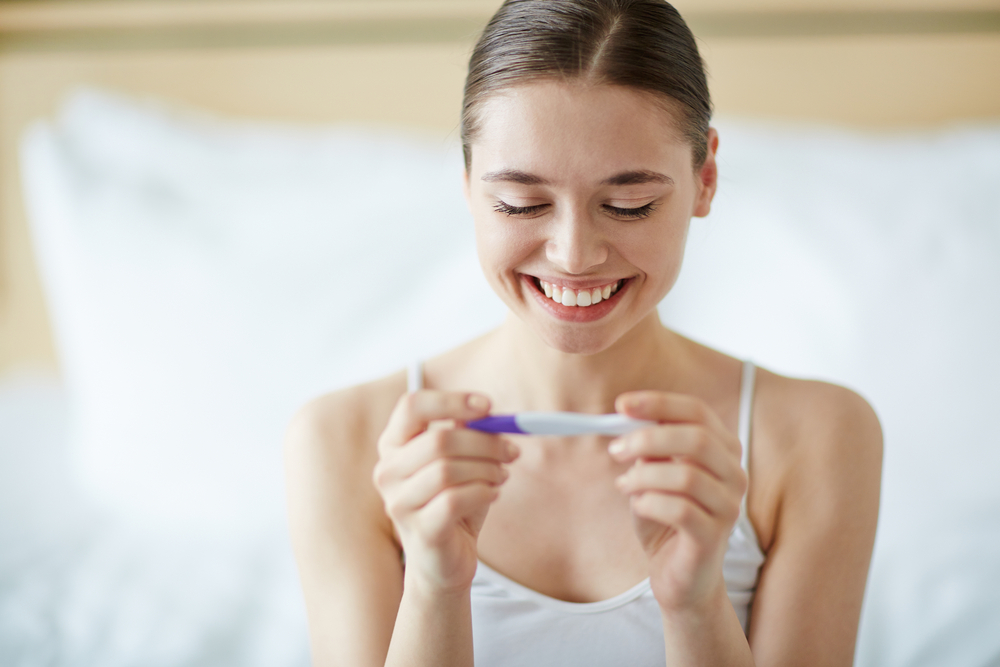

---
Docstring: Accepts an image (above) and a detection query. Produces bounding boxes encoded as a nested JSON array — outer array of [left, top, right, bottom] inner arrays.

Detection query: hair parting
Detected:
[[461, 0, 713, 172]]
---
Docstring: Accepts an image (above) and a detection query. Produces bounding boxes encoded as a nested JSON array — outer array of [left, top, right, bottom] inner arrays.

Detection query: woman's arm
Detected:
[[375, 389, 514, 667], [612, 391, 755, 666], [284, 382, 404, 666], [610, 376, 881, 666], [746, 380, 883, 666], [285, 376, 517, 667]]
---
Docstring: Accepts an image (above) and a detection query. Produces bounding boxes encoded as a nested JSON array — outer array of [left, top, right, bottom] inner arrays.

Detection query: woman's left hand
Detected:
[[609, 391, 747, 614]]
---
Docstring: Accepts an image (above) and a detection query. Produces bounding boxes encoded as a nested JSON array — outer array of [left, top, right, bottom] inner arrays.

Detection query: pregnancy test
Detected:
[[465, 412, 655, 436]]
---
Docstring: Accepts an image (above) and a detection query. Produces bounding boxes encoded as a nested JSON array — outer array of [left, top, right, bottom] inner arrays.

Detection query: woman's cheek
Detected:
[[617, 219, 688, 298], [475, 213, 542, 270]]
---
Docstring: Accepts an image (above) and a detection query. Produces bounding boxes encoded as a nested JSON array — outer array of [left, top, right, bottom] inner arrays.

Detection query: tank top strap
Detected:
[[737, 360, 757, 514], [407, 360, 424, 393]]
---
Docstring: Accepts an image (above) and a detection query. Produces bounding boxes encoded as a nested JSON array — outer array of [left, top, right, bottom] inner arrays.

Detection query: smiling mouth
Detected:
[[530, 277, 626, 308]]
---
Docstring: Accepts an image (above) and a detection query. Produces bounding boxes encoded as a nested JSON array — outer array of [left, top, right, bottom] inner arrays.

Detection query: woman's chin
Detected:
[[537, 325, 621, 356]]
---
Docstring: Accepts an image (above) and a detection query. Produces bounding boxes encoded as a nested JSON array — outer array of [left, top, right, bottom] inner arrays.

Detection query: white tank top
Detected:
[[406, 360, 765, 666]]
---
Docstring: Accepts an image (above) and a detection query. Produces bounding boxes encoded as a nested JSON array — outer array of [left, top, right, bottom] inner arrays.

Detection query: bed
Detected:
[[1, 1, 999, 665]]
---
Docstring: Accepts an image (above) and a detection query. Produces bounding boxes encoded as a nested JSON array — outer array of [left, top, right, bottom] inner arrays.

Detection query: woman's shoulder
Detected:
[[755, 367, 883, 461], [683, 337, 882, 458], [284, 370, 409, 563], [284, 369, 408, 478], [746, 367, 883, 551]]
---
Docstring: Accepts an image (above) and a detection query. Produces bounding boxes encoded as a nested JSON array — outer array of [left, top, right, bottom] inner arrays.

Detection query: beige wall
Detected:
[[2, 0, 999, 374]]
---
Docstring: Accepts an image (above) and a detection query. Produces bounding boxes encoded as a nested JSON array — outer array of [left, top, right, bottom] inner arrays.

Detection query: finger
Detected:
[[630, 491, 719, 545], [617, 461, 742, 522], [608, 424, 743, 485], [392, 459, 509, 514], [380, 390, 491, 453], [616, 392, 732, 445], [419, 482, 501, 540], [382, 429, 519, 482]]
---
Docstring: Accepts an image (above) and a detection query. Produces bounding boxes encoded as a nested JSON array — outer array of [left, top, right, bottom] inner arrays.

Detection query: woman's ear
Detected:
[[692, 127, 719, 218]]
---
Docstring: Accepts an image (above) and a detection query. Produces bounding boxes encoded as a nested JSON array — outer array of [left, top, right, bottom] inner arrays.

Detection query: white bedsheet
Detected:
[[0, 373, 309, 666]]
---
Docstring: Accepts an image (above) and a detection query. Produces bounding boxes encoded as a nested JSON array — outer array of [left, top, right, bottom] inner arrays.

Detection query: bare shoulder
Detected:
[[285, 371, 406, 468], [755, 368, 883, 471], [283, 370, 407, 541], [749, 368, 883, 551]]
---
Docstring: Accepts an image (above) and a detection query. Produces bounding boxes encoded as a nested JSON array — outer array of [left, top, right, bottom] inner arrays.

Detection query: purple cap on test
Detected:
[[465, 415, 526, 434]]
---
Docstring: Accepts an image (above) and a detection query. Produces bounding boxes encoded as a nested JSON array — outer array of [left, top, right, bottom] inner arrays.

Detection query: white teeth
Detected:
[[539, 279, 623, 308]]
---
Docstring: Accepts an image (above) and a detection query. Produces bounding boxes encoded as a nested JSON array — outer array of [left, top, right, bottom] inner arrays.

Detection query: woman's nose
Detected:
[[544, 208, 609, 274]]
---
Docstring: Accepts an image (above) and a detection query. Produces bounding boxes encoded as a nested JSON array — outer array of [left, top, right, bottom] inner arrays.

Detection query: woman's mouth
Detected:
[[537, 279, 622, 308], [523, 275, 631, 323]]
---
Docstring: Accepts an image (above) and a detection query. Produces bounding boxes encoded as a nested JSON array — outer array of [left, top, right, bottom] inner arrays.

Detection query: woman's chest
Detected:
[[475, 453, 651, 603]]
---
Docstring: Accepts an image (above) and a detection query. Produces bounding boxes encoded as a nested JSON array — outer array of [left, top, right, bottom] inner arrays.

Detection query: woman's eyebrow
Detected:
[[481, 169, 549, 185], [480, 169, 673, 186], [601, 170, 674, 186]]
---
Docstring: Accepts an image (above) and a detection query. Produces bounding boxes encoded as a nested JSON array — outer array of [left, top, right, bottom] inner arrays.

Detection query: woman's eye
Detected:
[[493, 200, 548, 216], [492, 200, 655, 218], [604, 203, 656, 219]]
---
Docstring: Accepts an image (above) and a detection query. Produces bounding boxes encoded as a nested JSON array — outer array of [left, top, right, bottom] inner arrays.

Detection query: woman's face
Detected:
[[465, 81, 718, 355]]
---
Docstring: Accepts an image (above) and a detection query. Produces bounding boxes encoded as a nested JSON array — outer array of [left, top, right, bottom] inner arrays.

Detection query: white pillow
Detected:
[[662, 119, 1000, 666], [664, 118, 1000, 511], [21, 88, 504, 534]]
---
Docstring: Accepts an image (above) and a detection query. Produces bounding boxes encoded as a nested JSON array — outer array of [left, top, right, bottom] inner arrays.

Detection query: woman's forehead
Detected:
[[470, 81, 692, 180]]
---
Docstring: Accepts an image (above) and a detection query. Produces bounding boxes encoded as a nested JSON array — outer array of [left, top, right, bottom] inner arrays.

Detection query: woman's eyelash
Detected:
[[493, 201, 546, 216], [604, 203, 656, 219], [492, 200, 656, 218]]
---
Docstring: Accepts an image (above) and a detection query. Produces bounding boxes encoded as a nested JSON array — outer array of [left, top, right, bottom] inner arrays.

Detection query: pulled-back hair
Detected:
[[461, 0, 712, 170]]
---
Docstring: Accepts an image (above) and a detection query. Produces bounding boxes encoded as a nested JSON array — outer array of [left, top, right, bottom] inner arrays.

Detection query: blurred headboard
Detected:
[[2, 0, 999, 374]]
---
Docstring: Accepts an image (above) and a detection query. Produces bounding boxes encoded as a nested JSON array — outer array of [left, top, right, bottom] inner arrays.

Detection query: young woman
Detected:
[[284, 1, 883, 665]]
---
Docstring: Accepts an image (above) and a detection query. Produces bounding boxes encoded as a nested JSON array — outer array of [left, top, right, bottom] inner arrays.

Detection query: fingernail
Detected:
[[615, 474, 628, 489], [505, 442, 520, 459], [621, 395, 641, 410], [608, 439, 625, 455], [500, 467, 510, 481], [467, 394, 490, 412]]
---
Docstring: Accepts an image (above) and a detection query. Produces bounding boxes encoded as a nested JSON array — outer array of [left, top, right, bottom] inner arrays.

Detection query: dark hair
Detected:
[[461, 0, 712, 171]]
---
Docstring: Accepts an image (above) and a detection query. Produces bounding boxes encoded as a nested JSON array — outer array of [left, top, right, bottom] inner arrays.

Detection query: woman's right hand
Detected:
[[373, 390, 519, 593]]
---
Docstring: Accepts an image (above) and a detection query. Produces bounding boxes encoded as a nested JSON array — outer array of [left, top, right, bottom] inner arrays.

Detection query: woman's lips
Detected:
[[523, 275, 630, 323]]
